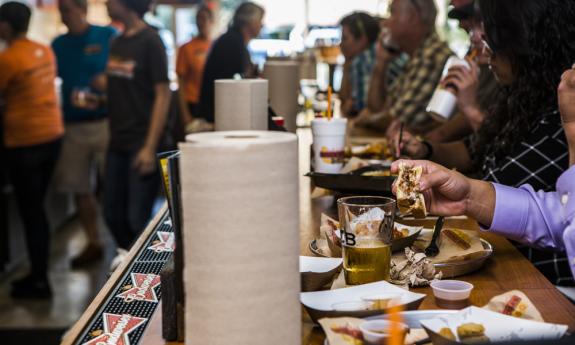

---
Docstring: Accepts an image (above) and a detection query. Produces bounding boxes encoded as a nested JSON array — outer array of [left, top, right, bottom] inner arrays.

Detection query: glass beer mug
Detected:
[[337, 196, 396, 285]]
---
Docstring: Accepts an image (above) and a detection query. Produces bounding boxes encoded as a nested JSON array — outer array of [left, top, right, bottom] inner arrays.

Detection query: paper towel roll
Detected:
[[179, 131, 300, 345], [215, 79, 268, 131], [263, 61, 300, 132]]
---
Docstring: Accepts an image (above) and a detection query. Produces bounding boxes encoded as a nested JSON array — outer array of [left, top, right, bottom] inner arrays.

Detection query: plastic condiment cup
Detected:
[[430, 280, 474, 309], [359, 320, 409, 344]]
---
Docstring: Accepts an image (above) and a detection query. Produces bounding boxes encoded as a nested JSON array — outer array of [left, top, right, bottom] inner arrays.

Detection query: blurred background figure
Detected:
[[338, 12, 377, 117], [51, 0, 116, 268], [176, 5, 214, 135], [198, 1, 264, 125], [353, 0, 452, 137], [104, 0, 171, 250], [0, 1, 64, 298], [338, 13, 408, 118]]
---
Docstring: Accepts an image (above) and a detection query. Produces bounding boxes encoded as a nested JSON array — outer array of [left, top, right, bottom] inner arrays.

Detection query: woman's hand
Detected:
[[391, 160, 496, 225]]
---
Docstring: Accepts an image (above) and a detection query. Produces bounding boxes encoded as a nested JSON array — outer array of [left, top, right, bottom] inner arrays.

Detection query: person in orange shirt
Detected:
[[176, 5, 214, 133], [0, 2, 64, 299]]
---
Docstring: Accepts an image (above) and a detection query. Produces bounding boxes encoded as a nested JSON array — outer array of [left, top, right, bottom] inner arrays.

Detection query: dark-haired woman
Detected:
[[339, 13, 407, 117], [395, 0, 575, 286]]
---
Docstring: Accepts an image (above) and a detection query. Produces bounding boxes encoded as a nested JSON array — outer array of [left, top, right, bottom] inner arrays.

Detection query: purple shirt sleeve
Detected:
[[488, 166, 575, 279]]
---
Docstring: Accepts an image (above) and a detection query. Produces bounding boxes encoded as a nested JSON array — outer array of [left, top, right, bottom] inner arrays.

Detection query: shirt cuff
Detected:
[[482, 183, 530, 240], [557, 166, 575, 223]]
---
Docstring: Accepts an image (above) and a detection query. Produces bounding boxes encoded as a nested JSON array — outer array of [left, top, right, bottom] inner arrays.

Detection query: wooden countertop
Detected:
[[66, 128, 575, 345]]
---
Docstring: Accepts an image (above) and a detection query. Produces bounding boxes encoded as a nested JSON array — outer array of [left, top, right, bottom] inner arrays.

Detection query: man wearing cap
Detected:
[[104, 0, 171, 249]]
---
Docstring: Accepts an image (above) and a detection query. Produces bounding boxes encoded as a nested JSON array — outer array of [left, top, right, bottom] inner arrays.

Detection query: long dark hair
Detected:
[[474, 0, 575, 164]]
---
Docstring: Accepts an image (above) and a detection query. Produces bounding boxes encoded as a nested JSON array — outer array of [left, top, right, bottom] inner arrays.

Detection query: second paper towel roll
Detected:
[[263, 61, 300, 132], [215, 79, 268, 131], [179, 131, 300, 345]]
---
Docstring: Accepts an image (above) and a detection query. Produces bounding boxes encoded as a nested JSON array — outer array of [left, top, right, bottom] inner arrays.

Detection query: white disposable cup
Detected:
[[427, 56, 471, 121], [311, 118, 347, 174], [427, 89, 459, 122]]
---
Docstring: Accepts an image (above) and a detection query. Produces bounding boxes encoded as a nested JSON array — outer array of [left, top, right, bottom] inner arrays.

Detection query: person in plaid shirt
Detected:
[[354, 0, 452, 135]]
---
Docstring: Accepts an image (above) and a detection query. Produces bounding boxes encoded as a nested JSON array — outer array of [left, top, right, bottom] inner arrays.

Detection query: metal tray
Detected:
[[306, 165, 396, 196], [434, 239, 494, 278], [310, 238, 494, 279]]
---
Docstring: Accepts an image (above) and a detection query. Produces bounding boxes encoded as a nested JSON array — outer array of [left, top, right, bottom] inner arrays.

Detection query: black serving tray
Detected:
[[306, 164, 397, 196]]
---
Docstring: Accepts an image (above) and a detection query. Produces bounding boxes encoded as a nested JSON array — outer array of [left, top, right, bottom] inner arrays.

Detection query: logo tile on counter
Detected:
[[116, 273, 161, 303], [82, 313, 147, 345], [147, 231, 175, 253]]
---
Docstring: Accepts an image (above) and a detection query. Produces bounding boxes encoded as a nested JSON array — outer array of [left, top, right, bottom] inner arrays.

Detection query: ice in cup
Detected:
[[337, 196, 396, 285], [311, 117, 347, 174]]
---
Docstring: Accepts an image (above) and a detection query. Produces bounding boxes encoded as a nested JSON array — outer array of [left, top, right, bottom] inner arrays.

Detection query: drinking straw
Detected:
[[327, 86, 333, 120]]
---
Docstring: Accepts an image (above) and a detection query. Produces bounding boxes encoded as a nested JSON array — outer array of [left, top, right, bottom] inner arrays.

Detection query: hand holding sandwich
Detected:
[[391, 160, 496, 227]]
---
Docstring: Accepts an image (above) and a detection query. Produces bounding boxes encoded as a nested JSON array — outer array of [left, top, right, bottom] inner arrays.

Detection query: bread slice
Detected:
[[396, 163, 427, 218]]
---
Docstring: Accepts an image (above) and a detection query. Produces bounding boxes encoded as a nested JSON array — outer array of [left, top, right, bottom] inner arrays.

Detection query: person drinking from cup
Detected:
[[393, 0, 575, 287], [423, 0, 499, 142]]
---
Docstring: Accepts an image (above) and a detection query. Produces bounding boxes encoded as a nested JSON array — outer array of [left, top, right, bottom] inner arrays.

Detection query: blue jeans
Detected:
[[103, 149, 160, 249]]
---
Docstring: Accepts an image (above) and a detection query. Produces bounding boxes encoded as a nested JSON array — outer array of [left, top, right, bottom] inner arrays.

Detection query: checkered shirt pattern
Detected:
[[350, 45, 408, 112], [386, 32, 452, 129], [481, 110, 574, 286]]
